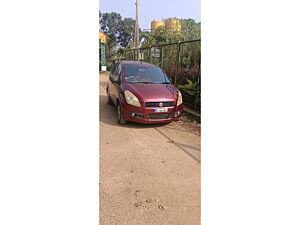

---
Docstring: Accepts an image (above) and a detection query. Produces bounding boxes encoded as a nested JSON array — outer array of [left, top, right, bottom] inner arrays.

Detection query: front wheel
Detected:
[[117, 103, 126, 125]]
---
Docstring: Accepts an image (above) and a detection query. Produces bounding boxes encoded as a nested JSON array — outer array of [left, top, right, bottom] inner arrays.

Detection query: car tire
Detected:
[[117, 102, 126, 125]]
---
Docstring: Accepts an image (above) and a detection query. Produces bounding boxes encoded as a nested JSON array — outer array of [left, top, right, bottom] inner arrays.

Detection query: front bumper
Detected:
[[122, 103, 184, 124]]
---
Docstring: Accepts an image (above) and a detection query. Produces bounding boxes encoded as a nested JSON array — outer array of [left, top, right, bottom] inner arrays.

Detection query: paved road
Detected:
[[100, 74, 201, 225]]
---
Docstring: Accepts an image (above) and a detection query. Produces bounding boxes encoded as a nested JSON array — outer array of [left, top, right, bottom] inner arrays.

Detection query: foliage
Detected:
[[140, 18, 201, 93], [118, 18, 136, 47], [140, 18, 200, 47], [140, 30, 151, 45], [178, 80, 198, 95], [100, 12, 122, 44], [99, 11, 138, 58], [178, 66, 200, 84], [178, 80, 200, 111], [180, 19, 201, 41]]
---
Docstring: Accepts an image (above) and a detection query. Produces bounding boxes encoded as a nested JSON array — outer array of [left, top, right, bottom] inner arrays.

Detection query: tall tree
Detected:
[[118, 18, 136, 48], [99, 12, 137, 57], [100, 12, 123, 58], [180, 19, 200, 40]]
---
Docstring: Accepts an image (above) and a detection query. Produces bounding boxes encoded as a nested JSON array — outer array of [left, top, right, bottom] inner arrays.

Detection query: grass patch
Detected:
[[100, 71, 110, 75]]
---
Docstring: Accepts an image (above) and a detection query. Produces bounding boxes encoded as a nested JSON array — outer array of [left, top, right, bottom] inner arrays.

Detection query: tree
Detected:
[[99, 12, 137, 58], [118, 18, 136, 48], [180, 19, 200, 40], [140, 30, 151, 45], [139, 18, 200, 47], [100, 12, 122, 58]]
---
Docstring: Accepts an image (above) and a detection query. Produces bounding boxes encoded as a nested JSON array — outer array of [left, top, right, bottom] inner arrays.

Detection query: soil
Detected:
[[99, 74, 201, 225]]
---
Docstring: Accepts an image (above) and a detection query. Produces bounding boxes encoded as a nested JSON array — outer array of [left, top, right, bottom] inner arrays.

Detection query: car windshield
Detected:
[[124, 65, 171, 84]]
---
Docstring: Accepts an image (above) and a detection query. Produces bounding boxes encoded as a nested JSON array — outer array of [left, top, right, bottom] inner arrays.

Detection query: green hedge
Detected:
[[178, 80, 200, 112]]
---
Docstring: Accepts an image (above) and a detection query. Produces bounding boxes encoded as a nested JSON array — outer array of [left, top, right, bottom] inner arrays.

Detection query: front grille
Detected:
[[145, 102, 175, 108], [148, 113, 172, 120]]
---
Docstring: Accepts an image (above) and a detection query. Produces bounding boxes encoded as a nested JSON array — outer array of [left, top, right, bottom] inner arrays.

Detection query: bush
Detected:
[[178, 79, 200, 112], [178, 66, 199, 85], [162, 65, 199, 86], [162, 64, 176, 80]]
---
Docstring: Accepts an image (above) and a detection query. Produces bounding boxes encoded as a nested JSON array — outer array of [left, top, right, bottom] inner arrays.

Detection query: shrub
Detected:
[[178, 79, 200, 112], [178, 66, 199, 85], [162, 65, 199, 85]]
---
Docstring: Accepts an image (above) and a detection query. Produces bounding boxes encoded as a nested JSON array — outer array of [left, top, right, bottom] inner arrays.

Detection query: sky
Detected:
[[99, 0, 201, 30]]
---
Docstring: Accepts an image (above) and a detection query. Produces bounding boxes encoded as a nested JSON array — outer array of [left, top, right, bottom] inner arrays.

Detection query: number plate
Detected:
[[154, 108, 167, 112]]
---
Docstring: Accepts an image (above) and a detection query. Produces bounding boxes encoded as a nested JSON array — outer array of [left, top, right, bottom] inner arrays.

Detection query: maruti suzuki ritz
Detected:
[[107, 61, 183, 125]]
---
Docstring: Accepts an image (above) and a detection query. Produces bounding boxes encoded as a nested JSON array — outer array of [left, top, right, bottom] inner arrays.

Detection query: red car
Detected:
[[107, 61, 183, 125]]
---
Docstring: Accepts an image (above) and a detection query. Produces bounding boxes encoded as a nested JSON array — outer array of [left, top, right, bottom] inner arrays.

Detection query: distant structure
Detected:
[[151, 20, 165, 34], [165, 18, 181, 32], [151, 18, 181, 34], [99, 31, 107, 71]]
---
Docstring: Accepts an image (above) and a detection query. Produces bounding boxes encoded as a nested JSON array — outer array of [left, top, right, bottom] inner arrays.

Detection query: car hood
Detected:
[[124, 83, 178, 101]]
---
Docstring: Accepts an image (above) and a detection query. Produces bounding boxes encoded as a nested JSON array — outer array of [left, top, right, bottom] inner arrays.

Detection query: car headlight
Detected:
[[124, 90, 141, 107], [177, 90, 183, 106]]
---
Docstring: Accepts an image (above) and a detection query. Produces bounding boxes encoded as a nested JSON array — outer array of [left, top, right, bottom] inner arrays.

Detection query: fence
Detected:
[[123, 39, 201, 112]]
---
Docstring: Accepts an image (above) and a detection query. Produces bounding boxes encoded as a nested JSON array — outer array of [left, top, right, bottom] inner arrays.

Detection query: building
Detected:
[[99, 31, 107, 71], [151, 20, 165, 34], [150, 18, 181, 34], [165, 18, 181, 32]]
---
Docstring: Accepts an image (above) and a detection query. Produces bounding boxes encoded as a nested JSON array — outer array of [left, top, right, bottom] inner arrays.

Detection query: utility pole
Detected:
[[134, 0, 139, 59]]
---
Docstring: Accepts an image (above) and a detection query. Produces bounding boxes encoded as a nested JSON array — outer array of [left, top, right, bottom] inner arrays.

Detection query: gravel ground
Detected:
[[176, 114, 201, 136], [100, 74, 201, 225]]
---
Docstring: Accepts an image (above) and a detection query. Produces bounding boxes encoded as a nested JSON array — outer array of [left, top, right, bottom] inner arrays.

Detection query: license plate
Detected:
[[154, 108, 167, 112]]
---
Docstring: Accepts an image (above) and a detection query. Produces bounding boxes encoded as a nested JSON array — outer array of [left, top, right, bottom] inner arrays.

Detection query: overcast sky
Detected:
[[100, 0, 201, 30]]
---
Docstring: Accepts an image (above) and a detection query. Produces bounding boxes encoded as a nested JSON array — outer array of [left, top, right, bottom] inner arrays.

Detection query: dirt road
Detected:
[[100, 74, 201, 225]]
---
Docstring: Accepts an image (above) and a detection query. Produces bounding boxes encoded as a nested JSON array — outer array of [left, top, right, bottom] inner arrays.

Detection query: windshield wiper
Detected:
[[160, 82, 171, 84]]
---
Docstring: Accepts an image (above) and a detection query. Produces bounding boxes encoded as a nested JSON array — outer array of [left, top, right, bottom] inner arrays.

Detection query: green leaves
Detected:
[[100, 12, 123, 43], [178, 79, 197, 95], [118, 18, 136, 47], [178, 79, 200, 111], [99, 11, 137, 57]]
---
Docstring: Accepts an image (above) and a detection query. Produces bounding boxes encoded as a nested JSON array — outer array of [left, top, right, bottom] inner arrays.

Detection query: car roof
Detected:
[[120, 60, 158, 67]]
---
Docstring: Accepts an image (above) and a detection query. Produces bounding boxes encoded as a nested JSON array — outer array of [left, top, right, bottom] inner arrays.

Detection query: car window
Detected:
[[124, 65, 170, 84]]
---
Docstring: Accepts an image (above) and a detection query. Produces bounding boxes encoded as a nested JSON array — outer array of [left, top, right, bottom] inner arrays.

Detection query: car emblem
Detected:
[[159, 102, 163, 107]]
